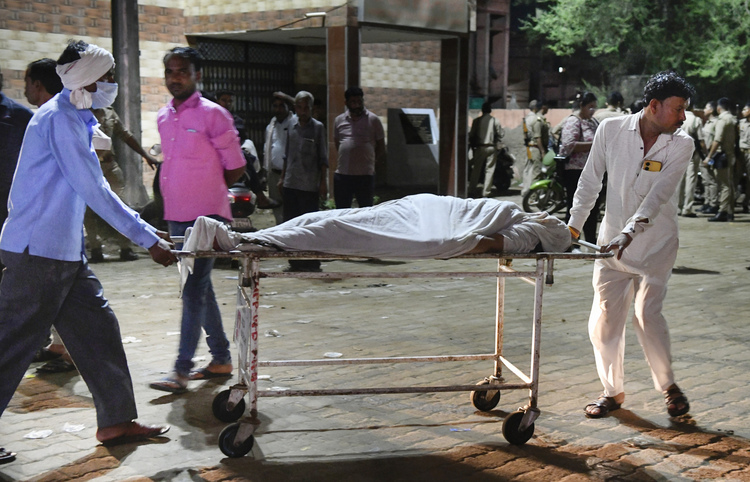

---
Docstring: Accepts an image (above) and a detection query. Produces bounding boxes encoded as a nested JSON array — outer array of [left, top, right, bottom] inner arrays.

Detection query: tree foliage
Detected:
[[520, 0, 750, 93]]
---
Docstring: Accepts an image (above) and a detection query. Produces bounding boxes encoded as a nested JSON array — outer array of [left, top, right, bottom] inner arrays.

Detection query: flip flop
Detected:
[[100, 424, 170, 447], [36, 358, 76, 373], [189, 367, 233, 380], [149, 376, 188, 394], [0, 447, 16, 465]]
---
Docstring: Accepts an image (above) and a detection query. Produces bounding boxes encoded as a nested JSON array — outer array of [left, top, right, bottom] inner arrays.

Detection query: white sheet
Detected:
[[241, 194, 570, 258]]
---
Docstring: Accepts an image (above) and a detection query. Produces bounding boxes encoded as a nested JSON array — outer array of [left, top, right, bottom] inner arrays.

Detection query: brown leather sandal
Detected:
[[665, 386, 690, 417], [584, 395, 622, 419]]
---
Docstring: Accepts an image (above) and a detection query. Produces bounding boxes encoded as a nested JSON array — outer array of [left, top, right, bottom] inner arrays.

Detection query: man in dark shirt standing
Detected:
[[0, 67, 34, 285]]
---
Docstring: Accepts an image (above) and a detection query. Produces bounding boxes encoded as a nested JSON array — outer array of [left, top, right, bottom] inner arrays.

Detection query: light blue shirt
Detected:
[[0, 89, 158, 261]]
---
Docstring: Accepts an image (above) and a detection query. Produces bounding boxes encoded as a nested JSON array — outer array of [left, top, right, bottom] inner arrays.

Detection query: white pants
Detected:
[[589, 264, 674, 397]]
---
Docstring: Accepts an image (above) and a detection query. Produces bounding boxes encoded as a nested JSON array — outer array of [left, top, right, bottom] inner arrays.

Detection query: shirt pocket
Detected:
[[299, 137, 317, 160], [633, 169, 661, 197], [181, 128, 209, 155]]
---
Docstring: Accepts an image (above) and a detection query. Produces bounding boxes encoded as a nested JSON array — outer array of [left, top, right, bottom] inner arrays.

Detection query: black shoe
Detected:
[[708, 212, 729, 222], [119, 247, 139, 261], [682, 212, 697, 218], [703, 205, 719, 214], [89, 247, 104, 263], [32, 347, 62, 363]]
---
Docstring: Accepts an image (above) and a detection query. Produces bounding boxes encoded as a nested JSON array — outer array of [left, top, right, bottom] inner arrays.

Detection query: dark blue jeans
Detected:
[[0, 249, 137, 427], [169, 218, 232, 376]]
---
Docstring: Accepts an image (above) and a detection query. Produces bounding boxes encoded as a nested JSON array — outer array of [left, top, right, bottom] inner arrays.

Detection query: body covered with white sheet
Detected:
[[186, 194, 571, 258]]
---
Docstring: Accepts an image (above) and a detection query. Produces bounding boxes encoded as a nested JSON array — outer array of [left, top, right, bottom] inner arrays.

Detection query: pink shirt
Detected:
[[157, 91, 246, 222], [334, 108, 385, 176]]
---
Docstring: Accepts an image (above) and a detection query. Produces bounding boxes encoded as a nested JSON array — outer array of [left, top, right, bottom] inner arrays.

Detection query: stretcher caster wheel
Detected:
[[218, 423, 254, 458], [212, 389, 246, 423], [470, 379, 500, 411], [502, 410, 534, 445]]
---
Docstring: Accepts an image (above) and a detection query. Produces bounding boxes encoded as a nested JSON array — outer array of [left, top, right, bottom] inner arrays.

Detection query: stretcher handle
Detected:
[[574, 239, 603, 253]]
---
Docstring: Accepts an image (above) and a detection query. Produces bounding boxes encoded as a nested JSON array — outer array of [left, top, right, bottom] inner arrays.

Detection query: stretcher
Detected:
[[175, 245, 610, 457]]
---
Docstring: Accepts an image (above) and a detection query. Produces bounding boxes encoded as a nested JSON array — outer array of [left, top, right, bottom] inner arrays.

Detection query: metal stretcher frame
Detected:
[[176, 248, 610, 456]]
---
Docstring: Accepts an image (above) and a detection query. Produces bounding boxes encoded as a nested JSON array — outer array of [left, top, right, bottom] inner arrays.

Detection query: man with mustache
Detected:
[[149, 47, 246, 393], [567, 71, 695, 420], [333, 86, 385, 209]]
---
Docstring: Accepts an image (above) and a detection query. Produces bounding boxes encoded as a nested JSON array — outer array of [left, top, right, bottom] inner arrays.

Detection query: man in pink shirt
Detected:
[[150, 47, 246, 394], [333, 87, 385, 208]]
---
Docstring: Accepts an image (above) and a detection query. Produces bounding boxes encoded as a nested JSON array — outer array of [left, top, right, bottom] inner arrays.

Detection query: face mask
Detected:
[[90, 81, 118, 109]]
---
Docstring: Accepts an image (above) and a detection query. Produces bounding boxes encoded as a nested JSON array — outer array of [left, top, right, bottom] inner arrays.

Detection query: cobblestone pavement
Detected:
[[2, 191, 750, 481]]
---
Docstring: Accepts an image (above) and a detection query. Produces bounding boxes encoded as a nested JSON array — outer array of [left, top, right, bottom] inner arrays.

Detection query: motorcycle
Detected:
[[227, 175, 257, 232], [493, 145, 516, 194], [522, 151, 566, 214]]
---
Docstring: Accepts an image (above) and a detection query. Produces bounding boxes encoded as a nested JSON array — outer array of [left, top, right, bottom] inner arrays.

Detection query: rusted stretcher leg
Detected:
[[214, 257, 261, 457]]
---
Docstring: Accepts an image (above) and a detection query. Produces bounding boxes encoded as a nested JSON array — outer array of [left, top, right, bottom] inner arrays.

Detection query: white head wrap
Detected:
[[55, 43, 115, 109]]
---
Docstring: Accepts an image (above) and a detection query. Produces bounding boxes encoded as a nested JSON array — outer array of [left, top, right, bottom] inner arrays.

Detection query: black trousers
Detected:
[[334, 173, 374, 209], [282, 187, 321, 270], [0, 250, 138, 427], [562, 168, 601, 243]]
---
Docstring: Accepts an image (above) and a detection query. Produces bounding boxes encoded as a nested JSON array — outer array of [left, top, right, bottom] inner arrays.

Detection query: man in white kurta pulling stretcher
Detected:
[[568, 71, 695, 419]]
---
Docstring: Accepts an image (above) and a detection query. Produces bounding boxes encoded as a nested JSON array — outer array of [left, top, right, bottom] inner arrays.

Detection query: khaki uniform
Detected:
[[700, 116, 718, 208], [593, 106, 625, 123], [712, 111, 737, 215], [521, 111, 549, 196], [85, 107, 132, 251], [468, 113, 504, 197], [678, 111, 704, 215]]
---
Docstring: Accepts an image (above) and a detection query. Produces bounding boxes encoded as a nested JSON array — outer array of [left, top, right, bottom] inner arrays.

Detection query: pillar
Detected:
[[112, 0, 148, 207], [439, 37, 469, 197]]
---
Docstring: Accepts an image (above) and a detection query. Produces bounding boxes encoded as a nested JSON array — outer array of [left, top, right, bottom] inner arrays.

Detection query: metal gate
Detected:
[[195, 38, 296, 150]]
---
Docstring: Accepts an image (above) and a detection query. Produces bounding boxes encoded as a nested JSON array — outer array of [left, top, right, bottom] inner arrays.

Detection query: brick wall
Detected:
[[1, 1, 444, 173], [0, 1, 187, 149]]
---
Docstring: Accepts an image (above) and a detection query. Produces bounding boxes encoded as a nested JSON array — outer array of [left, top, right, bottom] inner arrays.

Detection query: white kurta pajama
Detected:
[[569, 112, 694, 397]]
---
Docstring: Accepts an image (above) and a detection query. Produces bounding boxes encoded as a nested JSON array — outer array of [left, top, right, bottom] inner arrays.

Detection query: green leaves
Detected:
[[521, 0, 750, 86]]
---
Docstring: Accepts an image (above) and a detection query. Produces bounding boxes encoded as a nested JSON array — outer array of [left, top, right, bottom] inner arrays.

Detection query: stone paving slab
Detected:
[[2, 194, 750, 481]]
